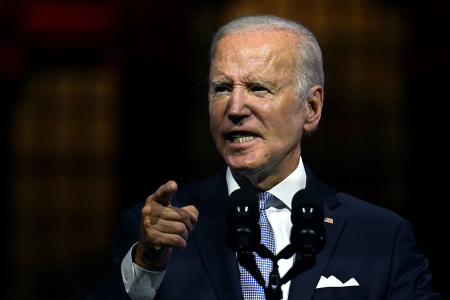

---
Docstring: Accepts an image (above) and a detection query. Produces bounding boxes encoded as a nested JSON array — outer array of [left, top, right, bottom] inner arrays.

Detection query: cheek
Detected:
[[278, 102, 306, 137]]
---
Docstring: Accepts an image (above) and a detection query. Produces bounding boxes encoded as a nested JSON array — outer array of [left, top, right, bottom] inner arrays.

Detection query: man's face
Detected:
[[209, 30, 315, 186]]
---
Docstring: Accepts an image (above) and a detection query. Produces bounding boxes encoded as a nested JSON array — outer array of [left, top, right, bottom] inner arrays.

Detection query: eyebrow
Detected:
[[248, 79, 277, 90], [210, 78, 278, 90], [210, 79, 230, 87]]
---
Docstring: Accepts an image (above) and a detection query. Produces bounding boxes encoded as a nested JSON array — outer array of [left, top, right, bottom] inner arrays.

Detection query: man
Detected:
[[88, 15, 440, 299]]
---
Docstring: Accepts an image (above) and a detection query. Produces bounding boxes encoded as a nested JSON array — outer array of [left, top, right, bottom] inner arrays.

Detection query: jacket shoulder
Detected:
[[336, 191, 404, 224]]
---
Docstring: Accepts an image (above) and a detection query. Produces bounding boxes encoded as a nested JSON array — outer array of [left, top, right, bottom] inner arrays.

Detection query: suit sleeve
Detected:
[[86, 207, 143, 300], [387, 220, 441, 299]]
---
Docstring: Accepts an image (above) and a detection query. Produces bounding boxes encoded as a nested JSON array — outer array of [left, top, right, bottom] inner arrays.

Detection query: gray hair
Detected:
[[210, 15, 324, 100]]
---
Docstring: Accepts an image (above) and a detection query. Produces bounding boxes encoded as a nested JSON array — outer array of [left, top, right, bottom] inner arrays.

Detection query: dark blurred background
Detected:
[[1, 0, 449, 299]]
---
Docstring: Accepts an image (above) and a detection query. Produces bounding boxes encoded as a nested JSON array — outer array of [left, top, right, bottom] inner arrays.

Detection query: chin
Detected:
[[226, 157, 263, 175]]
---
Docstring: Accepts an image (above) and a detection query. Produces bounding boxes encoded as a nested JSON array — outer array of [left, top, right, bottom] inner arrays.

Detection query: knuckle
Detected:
[[173, 221, 187, 234], [142, 205, 151, 216], [177, 208, 189, 219]]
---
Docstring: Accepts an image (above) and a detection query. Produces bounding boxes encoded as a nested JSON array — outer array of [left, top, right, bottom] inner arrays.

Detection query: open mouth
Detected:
[[227, 133, 257, 144]]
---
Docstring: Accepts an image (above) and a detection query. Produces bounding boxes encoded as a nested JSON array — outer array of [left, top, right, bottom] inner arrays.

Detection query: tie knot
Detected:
[[257, 192, 275, 211]]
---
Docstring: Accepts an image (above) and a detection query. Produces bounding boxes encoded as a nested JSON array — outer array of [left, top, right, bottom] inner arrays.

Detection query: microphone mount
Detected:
[[236, 243, 318, 300], [228, 188, 326, 300]]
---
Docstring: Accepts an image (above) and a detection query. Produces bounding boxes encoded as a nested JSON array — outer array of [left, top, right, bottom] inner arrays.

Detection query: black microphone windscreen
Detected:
[[226, 189, 259, 221], [290, 188, 326, 254], [292, 189, 323, 213], [225, 188, 260, 252]]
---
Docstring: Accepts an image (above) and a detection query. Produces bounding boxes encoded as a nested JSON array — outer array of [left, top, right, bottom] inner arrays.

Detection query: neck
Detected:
[[231, 156, 300, 191]]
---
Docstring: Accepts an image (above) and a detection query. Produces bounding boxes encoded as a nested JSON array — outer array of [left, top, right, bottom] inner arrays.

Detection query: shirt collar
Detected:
[[226, 156, 306, 210]]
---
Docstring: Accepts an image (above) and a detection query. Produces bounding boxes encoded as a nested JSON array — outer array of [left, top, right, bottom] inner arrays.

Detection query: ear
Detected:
[[303, 85, 324, 133]]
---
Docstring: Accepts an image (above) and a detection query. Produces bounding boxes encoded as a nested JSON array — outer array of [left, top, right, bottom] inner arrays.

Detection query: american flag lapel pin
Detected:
[[324, 217, 334, 224]]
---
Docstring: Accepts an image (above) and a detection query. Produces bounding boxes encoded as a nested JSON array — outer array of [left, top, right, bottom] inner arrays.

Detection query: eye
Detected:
[[251, 86, 268, 92], [210, 81, 232, 95], [250, 85, 270, 95], [215, 86, 230, 93]]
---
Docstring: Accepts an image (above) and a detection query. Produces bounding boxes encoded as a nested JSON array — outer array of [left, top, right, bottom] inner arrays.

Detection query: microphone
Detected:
[[225, 189, 260, 253], [226, 189, 266, 288], [290, 189, 326, 255]]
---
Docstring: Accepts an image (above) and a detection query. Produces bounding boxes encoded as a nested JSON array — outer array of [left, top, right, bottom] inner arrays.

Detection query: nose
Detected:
[[227, 88, 251, 125]]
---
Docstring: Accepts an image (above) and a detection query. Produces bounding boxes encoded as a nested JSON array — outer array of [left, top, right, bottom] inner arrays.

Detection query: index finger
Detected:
[[147, 180, 178, 206]]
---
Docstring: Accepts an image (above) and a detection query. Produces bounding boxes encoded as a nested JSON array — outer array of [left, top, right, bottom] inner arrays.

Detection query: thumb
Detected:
[[149, 180, 178, 206]]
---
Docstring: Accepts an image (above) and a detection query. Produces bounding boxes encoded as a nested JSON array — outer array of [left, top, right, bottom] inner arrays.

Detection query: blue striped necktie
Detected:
[[240, 192, 277, 299]]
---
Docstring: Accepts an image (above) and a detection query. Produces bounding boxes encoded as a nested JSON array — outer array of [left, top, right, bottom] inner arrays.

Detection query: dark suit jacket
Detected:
[[88, 165, 441, 300]]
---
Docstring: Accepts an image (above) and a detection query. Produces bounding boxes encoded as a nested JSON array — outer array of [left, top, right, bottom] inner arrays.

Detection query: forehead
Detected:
[[210, 31, 298, 78]]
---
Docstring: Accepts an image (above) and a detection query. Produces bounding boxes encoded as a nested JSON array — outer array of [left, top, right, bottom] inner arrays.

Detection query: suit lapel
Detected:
[[288, 166, 346, 300], [190, 169, 243, 300]]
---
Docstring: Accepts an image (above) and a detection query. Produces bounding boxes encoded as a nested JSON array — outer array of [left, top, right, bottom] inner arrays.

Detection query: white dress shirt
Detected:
[[121, 157, 307, 300]]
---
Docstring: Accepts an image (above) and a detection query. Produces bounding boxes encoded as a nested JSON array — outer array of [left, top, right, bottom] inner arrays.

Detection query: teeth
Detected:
[[232, 136, 255, 143]]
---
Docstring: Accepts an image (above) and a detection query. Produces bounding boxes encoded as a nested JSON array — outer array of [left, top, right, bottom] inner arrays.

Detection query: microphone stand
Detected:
[[280, 253, 316, 286], [237, 244, 318, 300], [256, 244, 282, 300], [237, 250, 266, 289]]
